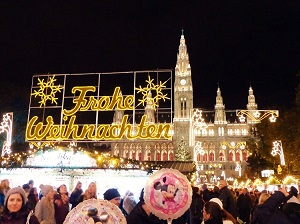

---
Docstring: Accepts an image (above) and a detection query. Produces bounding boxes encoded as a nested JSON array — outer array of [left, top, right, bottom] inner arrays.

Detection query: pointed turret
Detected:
[[174, 33, 193, 120], [246, 86, 258, 110], [113, 91, 124, 124], [173, 31, 194, 154], [175, 34, 191, 76], [144, 91, 155, 123], [214, 87, 227, 124]]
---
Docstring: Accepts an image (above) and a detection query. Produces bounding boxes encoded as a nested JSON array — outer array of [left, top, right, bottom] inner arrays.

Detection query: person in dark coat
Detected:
[[236, 188, 252, 224], [126, 188, 165, 224], [190, 186, 204, 224], [282, 186, 300, 223], [54, 184, 70, 224], [202, 184, 212, 203], [0, 187, 40, 224], [218, 180, 237, 219], [250, 187, 294, 224], [69, 181, 83, 209], [26, 187, 39, 211], [126, 188, 189, 224]]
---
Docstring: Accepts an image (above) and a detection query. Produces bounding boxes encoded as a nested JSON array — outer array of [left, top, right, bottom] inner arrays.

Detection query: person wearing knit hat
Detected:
[[0, 187, 39, 224], [35, 184, 56, 224], [103, 188, 121, 206], [39, 184, 54, 197]]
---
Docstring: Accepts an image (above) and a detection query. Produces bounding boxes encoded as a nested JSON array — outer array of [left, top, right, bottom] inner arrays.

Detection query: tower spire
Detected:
[[247, 86, 258, 110], [214, 86, 227, 124]]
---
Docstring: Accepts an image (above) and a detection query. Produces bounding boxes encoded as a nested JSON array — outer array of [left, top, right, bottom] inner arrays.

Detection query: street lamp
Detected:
[[0, 112, 13, 156], [236, 110, 279, 123], [271, 140, 285, 166]]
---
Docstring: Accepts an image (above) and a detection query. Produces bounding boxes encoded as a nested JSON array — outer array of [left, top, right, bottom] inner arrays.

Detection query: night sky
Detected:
[[1, 1, 300, 110]]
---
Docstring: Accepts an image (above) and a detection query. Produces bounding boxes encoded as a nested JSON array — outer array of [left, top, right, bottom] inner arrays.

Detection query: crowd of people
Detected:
[[0, 178, 300, 224]]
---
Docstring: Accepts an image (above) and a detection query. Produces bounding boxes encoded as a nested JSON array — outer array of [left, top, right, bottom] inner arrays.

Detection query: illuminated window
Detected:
[[243, 152, 247, 161], [162, 152, 167, 161], [228, 129, 233, 135], [169, 152, 174, 161], [219, 152, 225, 161], [229, 152, 234, 162], [138, 152, 142, 161], [218, 127, 224, 136], [180, 97, 187, 117], [147, 152, 151, 161], [203, 153, 208, 162], [156, 152, 161, 161], [209, 152, 215, 162], [124, 150, 129, 158], [131, 151, 136, 160], [197, 153, 201, 161], [236, 152, 240, 162], [235, 129, 240, 135]]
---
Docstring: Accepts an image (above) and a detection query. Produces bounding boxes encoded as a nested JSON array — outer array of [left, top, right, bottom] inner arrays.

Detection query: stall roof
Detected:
[[148, 161, 195, 173]]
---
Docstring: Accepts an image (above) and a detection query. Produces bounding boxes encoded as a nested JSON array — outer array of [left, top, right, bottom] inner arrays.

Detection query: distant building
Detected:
[[111, 34, 269, 183]]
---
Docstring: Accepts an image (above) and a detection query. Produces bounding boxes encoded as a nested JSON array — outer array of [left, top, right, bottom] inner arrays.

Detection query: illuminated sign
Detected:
[[26, 150, 97, 167], [26, 71, 173, 142]]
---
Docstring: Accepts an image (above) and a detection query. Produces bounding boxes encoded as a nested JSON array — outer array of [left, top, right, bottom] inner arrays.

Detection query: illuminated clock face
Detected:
[[180, 79, 186, 85]]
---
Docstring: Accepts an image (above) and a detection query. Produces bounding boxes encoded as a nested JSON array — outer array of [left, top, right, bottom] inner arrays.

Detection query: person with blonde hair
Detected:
[[35, 184, 56, 224], [77, 182, 97, 204], [258, 193, 271, 205], [250, 187, 294, 224]]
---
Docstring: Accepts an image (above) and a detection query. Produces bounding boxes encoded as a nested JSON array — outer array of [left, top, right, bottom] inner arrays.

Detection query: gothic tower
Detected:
[[173, 33, 194, 152], [214, 87, 227, 124], [214, 87, 227, 137], [246, 86, 258, 124], [144, 91, 155, 123]]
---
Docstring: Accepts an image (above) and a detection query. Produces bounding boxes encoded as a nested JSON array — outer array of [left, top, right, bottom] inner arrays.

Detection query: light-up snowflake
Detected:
[[135, 76, 170, 110], [31, 75, 63, 107], [0, 113, 13, 156], [193, 109, 207, 131]]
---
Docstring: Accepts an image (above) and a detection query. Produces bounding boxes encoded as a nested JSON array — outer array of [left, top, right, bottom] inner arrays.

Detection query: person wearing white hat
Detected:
[[201, 198, 237, 224], [0, 187, 40, 223], [35, 184, 56, 224]]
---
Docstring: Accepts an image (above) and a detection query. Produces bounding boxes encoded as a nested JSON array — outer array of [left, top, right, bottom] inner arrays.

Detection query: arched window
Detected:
[[229, 152, 234, 162], [219, 152, 225, 161], [203, 153, 208, 162], [114, 144, 119, 156], [236, 152, 241, 162], [123, 150, 129, 158], [131, 151, 136, 160], [147, 152, 151, 161], [169, 151, 174, 161], [180, 97, 187, 117], [162, 151, 167, 161], [243, 152, 247, 161], [197, 153, 201, 161], [138, 151, 142, 161], [209, 152, 215, 162], [156, 152, 161, 161]]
